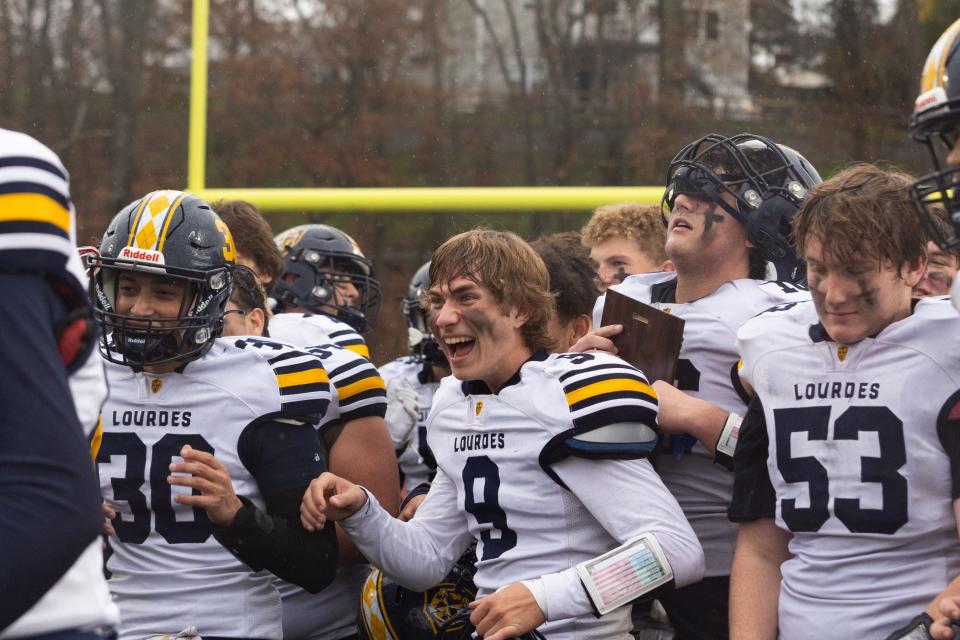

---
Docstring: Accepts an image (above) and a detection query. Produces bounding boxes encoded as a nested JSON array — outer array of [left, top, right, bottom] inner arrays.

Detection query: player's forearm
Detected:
[[730, 520, 790, 640], [328, 417, 401, 564], [682, 399, 729, 455], [536, 457, 705, 620]]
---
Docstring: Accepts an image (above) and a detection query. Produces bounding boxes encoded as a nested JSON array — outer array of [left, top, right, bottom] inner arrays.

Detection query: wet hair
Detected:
[[428, 229, 557, 353], [529, 231, 600, 324], [212, 200, 284, 284], [229, 264, 270, 334], [793, 163, 927, 271]]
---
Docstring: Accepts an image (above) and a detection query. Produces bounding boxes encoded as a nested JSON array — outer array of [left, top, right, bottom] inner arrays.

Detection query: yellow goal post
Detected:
[[186, 0, 663, 212]]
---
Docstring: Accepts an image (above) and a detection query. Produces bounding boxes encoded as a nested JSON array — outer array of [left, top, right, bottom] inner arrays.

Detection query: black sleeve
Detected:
[[215, 419, 338, 593], [937, 389, 960, 500], [0, 273, 102, 631], [727, 394, 777, 523]]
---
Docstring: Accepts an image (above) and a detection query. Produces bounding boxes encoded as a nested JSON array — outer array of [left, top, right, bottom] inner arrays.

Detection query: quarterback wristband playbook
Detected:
[[575, 533, 674, 616], [714, 412, 743, 471]]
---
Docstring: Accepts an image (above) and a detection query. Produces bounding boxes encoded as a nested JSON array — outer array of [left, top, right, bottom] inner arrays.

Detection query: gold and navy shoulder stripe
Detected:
[[558, 358, 659, 434], [328, 328, 370, 359], [231, 338, 330, 421], [308, 343, 386, 427], [0, 130, 77, 275]]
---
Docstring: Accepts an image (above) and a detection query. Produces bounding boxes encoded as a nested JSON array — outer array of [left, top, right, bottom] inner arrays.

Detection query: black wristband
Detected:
[[885, 612, 933, 640], [212, 495, 274, 570]]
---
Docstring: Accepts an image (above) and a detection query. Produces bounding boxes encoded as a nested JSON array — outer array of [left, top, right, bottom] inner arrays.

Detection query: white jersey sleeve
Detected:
[[339, 466, 475, 590], [305, 343, 386, 434], [269, 312, 370, 359]]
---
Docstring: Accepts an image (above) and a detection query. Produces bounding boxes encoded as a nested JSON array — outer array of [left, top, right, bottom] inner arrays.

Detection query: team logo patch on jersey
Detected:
[[475, 400, 483, 417], [837, 345, 848, 362], [151, 378, 162, 394], [662, 307, 672, 314]]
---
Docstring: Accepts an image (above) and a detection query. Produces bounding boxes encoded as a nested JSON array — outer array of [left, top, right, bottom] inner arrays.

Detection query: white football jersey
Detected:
[[737, 298, 960, 639], [379, 356, 441, 491], [275, 341, 387, 640], [420, 352, 697, 639], [98, 338, 331, 640], [269, 312, 370, 359], [595, 272, 810, 575]]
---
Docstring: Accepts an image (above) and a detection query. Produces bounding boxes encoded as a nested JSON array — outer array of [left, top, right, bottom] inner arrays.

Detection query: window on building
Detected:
[[705, 11, 719, 41]]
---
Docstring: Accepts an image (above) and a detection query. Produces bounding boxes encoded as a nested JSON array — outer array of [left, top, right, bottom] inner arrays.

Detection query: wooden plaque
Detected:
[[599, 288, 686, 383]]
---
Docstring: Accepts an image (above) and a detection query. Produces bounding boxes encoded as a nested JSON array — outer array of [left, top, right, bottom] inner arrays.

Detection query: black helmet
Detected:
[[663, 132, 821, 284], [91, 190, 235, 367], [909, 18, 960, 250], [403, 261, 447, 366], [272, 224, 381, 333], [358, 546, 478, 640]]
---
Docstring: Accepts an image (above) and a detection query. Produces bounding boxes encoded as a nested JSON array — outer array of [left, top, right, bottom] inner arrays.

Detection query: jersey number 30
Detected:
[[775, 405, 907, 534], [97, 432, 215, 544]]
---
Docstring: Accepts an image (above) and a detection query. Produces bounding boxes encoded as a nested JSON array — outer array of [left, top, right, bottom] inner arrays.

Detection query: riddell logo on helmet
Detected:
[[119, 247, 165, 264], [915, 87, 947, 112]]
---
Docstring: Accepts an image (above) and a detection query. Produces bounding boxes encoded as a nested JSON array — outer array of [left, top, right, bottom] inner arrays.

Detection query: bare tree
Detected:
[[96, 0, 158, 211]]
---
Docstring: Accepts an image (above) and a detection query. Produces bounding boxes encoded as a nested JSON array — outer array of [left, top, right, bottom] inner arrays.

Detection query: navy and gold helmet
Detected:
[[403, 261, 446, 366], [663, 133, 821, 284], [909, 18, 960, 250], [359, 547, 477, 640], [90, 190, 235, 367], [272, 224, 381, 333]]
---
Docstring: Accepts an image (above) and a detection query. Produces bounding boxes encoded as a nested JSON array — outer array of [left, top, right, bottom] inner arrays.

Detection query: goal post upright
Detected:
[[186, 0, 662, 212]]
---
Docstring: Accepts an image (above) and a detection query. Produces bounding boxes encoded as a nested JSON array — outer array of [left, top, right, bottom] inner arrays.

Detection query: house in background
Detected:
[[409, 0, 754, 118]]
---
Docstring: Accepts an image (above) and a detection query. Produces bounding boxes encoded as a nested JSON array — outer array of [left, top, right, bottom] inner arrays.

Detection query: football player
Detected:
[[302, 229, 705, 640], [0, 129, 119, 639], [909, 17, 960, 310], [577, 132, 818, 639], [386, 235, 598, 515], [217, 213, 398, 640], [581, 202, 673, 289], [216, 258, 391, 640], [92, 191, 338, 640], [530, 231, 599, 351], [379, 261, 449, 496], [270, 223, 381, 356], [914, 207, 960, 298], [729, 164, 960, 639], [213, 199, 285, 287], [221, 264, 268, 337]]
